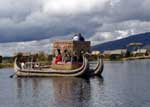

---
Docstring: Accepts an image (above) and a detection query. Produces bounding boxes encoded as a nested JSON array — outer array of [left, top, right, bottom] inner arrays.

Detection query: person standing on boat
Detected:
[[72, 33, 85, 41], [55, 49, 62, 64], [21, 62, 25, 69]]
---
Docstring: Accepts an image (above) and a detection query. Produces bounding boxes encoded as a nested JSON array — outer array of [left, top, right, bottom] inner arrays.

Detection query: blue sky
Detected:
[[0, 0, 150, 56]]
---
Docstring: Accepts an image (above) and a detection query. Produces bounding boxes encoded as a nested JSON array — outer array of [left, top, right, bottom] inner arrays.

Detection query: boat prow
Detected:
[[14, 58, 20, 73], [88, 56, 104, 76], [93, 57, 104, 75]]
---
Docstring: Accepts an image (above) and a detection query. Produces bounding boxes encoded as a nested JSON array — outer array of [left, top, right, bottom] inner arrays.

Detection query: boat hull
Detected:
[[14, 55, 104, 77], [14, 56, 89, 77]]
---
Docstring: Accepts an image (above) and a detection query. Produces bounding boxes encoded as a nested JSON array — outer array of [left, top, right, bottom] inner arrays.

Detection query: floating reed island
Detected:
[[14, 33, 104, 77], [102, 42, 150, 61]]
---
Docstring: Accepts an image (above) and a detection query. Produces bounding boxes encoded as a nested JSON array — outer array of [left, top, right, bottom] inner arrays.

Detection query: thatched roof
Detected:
[[103, 50, 111, 54], [111, 49, 127, 55], [132, 49, 148, 54], [127, 42, 143, 47], [103, 49, 127, 55], [136, 49, 147, 54]]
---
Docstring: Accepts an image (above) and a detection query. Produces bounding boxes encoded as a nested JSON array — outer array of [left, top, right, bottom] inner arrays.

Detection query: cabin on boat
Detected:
[[51, 34, 91, 70], [53, 33, 90, 58], [53, 40, 90, 57], [51, 33, 91, 70], [52, 40, 90, 63]]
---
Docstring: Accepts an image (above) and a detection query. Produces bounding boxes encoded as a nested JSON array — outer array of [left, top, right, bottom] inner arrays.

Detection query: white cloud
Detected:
[[0, 0, 150, 55], [116, 30, 128, 36], [0, 39, 52, 56], [92, 32, 113, 41], [43, 0, 109, 15]]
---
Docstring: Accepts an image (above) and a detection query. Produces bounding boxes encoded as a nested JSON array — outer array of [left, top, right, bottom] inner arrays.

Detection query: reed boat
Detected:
[[14, 55, 104, 77], [13, 33, 104, 77], [14, 55, 89, 77]]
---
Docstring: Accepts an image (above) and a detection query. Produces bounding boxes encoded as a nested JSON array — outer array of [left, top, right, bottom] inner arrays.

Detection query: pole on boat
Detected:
[[9, 73, 16, 78]]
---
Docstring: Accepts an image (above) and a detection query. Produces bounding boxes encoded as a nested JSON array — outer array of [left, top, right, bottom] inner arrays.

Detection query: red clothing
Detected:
[[55, 54, 62, 64]]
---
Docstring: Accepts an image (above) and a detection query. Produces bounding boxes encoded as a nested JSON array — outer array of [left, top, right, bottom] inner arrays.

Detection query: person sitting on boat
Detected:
[[54, 49, 62, 64], [62, 50, 71, 63], [72, 33, 85, 41], [78, 50, 84, 63], [72, 51, 78, 62], [34, 63, 39, 69]]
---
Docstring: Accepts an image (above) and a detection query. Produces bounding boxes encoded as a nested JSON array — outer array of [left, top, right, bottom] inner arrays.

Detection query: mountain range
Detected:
[[92, 32, 150, 52]]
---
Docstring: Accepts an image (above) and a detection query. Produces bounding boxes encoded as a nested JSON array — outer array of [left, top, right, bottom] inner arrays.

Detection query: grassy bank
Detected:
[[0, 57, 14, 68], [123, 56, 150, 60], [0, 56, 150, 69], [0, 63, 13, 68]]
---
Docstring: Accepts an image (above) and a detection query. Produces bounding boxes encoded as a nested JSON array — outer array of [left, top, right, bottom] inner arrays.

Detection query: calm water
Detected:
[[0, 59, 150, 107]]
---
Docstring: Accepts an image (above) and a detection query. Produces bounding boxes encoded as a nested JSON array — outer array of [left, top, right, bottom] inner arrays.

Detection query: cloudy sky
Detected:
[[0, 0, 150, 56]]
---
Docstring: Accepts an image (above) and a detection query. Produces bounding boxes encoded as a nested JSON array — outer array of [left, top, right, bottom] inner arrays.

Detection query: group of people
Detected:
[[54, 49, 83, 64], [54, 49, 71, 64], [54, 33, 85, 64], [20, 61, 40, 69]]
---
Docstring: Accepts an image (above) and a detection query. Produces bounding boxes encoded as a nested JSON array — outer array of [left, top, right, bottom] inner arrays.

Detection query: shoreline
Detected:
[[0, 56, 150, 69], [122, 56, 150, 61], [0, 63, 13, 68], [103, 56, 150, 61]]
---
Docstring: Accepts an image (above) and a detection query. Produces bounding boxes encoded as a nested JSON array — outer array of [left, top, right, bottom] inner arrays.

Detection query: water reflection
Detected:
[[52, 77, 91, 107], [16, 78, 41, 97], [94, 76, 104, 85], [89, 76, 105, 107], [15, 78, 43, 107], [15, 77, 93, 107], [16, 78, 22, 99]]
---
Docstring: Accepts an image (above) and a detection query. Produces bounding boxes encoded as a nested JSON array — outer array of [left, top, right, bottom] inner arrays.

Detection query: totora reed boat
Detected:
[[14, 54, 104, 77], [14, 33, 104, 77]]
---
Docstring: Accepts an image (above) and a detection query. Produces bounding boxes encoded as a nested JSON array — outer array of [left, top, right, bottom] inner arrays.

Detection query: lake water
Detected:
[[0, 59, 150, 107]]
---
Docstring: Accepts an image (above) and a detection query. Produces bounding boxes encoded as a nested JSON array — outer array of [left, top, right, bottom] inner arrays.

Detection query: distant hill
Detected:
[[92, 32, 150, 52]]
